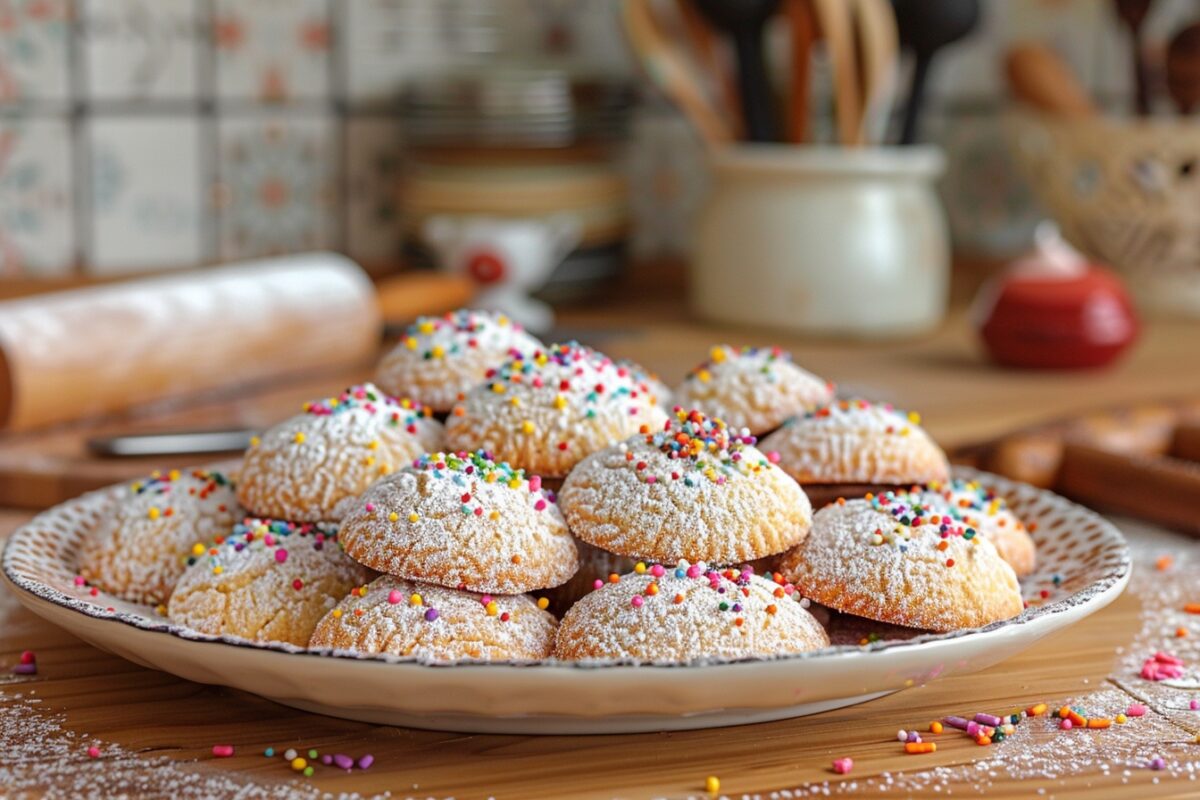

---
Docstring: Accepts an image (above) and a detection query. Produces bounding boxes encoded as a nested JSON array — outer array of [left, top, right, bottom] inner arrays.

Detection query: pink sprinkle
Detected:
[[1060, 719, 1073, 730], [534, 499, 547, 511], [1127, 704, 1147, 717], [87, 746, 100, 758], [767, 451, 781, 464], [593, 579, 603, 590], [481, 595, 492, 605], [832, 757, 853, 774], [19, 650, 35, 665], [645, 475, 657, 484], [1156, 651, 1184, 665], [333, 753, 354, 770], [212, 745, 234, 758], [686, 565, 702, 578], [365, 503, 375, 512], [631, 596, 644, 608], [387, 590, 402, 605], [1191, 700, 1199, 711], [357, 754, 374, 769], [650, 565, 665, 577], [274, 549, 288, 564], [73, 576, 85, 586], [529, 475, 541, 492]]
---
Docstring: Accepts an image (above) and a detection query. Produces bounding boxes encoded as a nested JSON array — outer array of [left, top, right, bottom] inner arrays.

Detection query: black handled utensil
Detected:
[[891, 0, 980, 145], [692, 0, 782, 142]]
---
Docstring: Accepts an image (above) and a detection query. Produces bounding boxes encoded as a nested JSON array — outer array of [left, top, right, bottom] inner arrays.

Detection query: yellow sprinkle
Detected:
[[379, 464, 392, 475], [536, 597, 549, 610], [510, 396, 521, 407], [191, 543, 205, 556], [709, 346, 726, 364], [491, 383, 506, 394], [332, 609, 343, 618], [367, 440, 379, 450], [554, 394, 567, 410], [404, 336, 418, 350], [899, 427, 910, 437], [147, 507, 160, 520], [410, 593, 423, 606], [489, 510, 500, 520], [418, 321, 434, 334], [635, 562, 647, 574], [168, 469, 181, 481], [212, 565, 223, 575], [291, 757, 307, 771], [508, 478, 522, 489], [155, 603, 167, 616], [430, 345, 444, 358], [705, 775, 720, 796], [696, 369, 711, 383], [249, 436, 260, 447], [534, 353, 548, 366], [521, 420, 535, 434], [293, 432, 306, 444], [363, 456, 375, 466], [388, 512, 399, 522], [497, 314, 509, 326], [1116, 713, 1127, 724], [486, 601, 499, 616], [408, 512, 420, 522], [908, 411, 921, 424]]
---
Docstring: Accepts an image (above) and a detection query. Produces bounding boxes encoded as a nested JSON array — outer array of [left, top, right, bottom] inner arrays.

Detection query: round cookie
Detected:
[[309, 575, 557, 661], [617, 358, 672, 408], [444, 342, 668, 478], [760, 399, 950, 507], [375, 309, 544, 413], [923, 479, 1036, 577], [167, 518, 372, 646], [556, 562, 829, 662], [673, 345, 834, 435], [338, 450, 579, 594], [78, 469, 240, 606], [238, 383, 443, 522], [776, 494, 1024, 632], [560, 408, 812, 564]]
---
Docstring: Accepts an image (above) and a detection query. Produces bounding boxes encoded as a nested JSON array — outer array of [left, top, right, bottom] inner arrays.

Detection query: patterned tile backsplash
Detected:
[[0, 0, 1183, 276]]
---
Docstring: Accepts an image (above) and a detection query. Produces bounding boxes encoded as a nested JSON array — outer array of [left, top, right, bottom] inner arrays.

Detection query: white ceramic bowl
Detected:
[[2, 468, 1128, 734]]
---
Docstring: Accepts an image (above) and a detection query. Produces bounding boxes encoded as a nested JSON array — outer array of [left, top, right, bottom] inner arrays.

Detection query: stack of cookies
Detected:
[[74, 310, 1035, 664]]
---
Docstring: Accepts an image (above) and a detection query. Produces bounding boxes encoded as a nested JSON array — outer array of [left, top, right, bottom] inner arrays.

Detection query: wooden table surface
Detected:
[[4, 289, 1200, 798]]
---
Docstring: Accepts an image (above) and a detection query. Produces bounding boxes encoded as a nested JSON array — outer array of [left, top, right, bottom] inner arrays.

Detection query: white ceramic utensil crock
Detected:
[[692, 145, 949, 338]]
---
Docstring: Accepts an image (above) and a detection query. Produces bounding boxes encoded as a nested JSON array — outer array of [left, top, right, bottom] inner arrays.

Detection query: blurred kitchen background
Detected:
[[1, 0, 1197, 280]]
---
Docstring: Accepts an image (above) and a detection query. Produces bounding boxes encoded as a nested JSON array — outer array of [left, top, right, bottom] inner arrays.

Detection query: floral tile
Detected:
[[344, 115, 404, 272], [86, 116, 204, 273], [80, 0, 201, 102], [213, 0, 331, 104], [0, 0, 70, 106], [0, 116, 73, 274], [215, 115, 337, 259]]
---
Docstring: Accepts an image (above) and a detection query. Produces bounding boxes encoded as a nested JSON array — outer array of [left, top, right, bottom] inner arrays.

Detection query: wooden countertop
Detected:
[[3, 284, 1200, 798]]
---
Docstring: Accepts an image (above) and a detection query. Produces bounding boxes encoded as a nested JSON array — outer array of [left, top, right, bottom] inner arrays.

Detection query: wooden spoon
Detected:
[[1004, 42, 1096, 118], [811, 0, 862, 146], [1166, 22, 1200, 115]]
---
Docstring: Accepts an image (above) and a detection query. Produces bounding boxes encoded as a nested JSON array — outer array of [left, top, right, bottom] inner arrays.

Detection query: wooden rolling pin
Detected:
[[0, 253, 382, 431]]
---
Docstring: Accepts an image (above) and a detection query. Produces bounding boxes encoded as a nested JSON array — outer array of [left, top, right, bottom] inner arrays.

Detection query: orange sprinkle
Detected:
[[1026, 703, 1048, 717], [674, 594, 684, 604], [905, 742, 936, 754], [734, 617, 744, 627], [511, 555, 521, 565], [646, 583, 659, 596], [1067, 711, 1087, 726], [1177, 627, 1189, 638], [1087, 718, 1111, 729], [975, 736, 991, 746], [1156, 555, 1174, 571], [936, 541, 949, 552], [608, 573, 620, 584], [930, 721, 943, 734], [766, 604, 778, 615], [353, 608, 364, 617], [1184, 603, 1200, 614]]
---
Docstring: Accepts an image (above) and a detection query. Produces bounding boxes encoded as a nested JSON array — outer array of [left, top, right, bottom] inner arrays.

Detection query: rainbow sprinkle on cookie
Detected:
[[632, 407, 771, 485]]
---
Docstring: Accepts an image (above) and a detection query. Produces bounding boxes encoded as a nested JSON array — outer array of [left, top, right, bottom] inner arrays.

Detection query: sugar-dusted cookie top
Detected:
[[560, 408, 811, 564], [673, 345, 834, 435], [922, 479, 1036, 577], [445, 342, 668, 478], [167, 517, 372, 646], [777, 493, 1023, 632], [339, 450, 579, 594], [760, 398, 949, 486], [376, 309, 544, 412], [78, 469, 241, 606], [556, 562, 829, 662], [238, 383, 443, 522]]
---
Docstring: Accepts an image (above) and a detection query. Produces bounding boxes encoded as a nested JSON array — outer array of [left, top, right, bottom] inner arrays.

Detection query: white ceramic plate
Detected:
[[3, 468, 1129, 734]]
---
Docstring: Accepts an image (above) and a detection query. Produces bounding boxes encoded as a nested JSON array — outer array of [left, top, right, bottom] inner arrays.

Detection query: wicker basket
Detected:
[[1008, 112, 1200, 318]]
